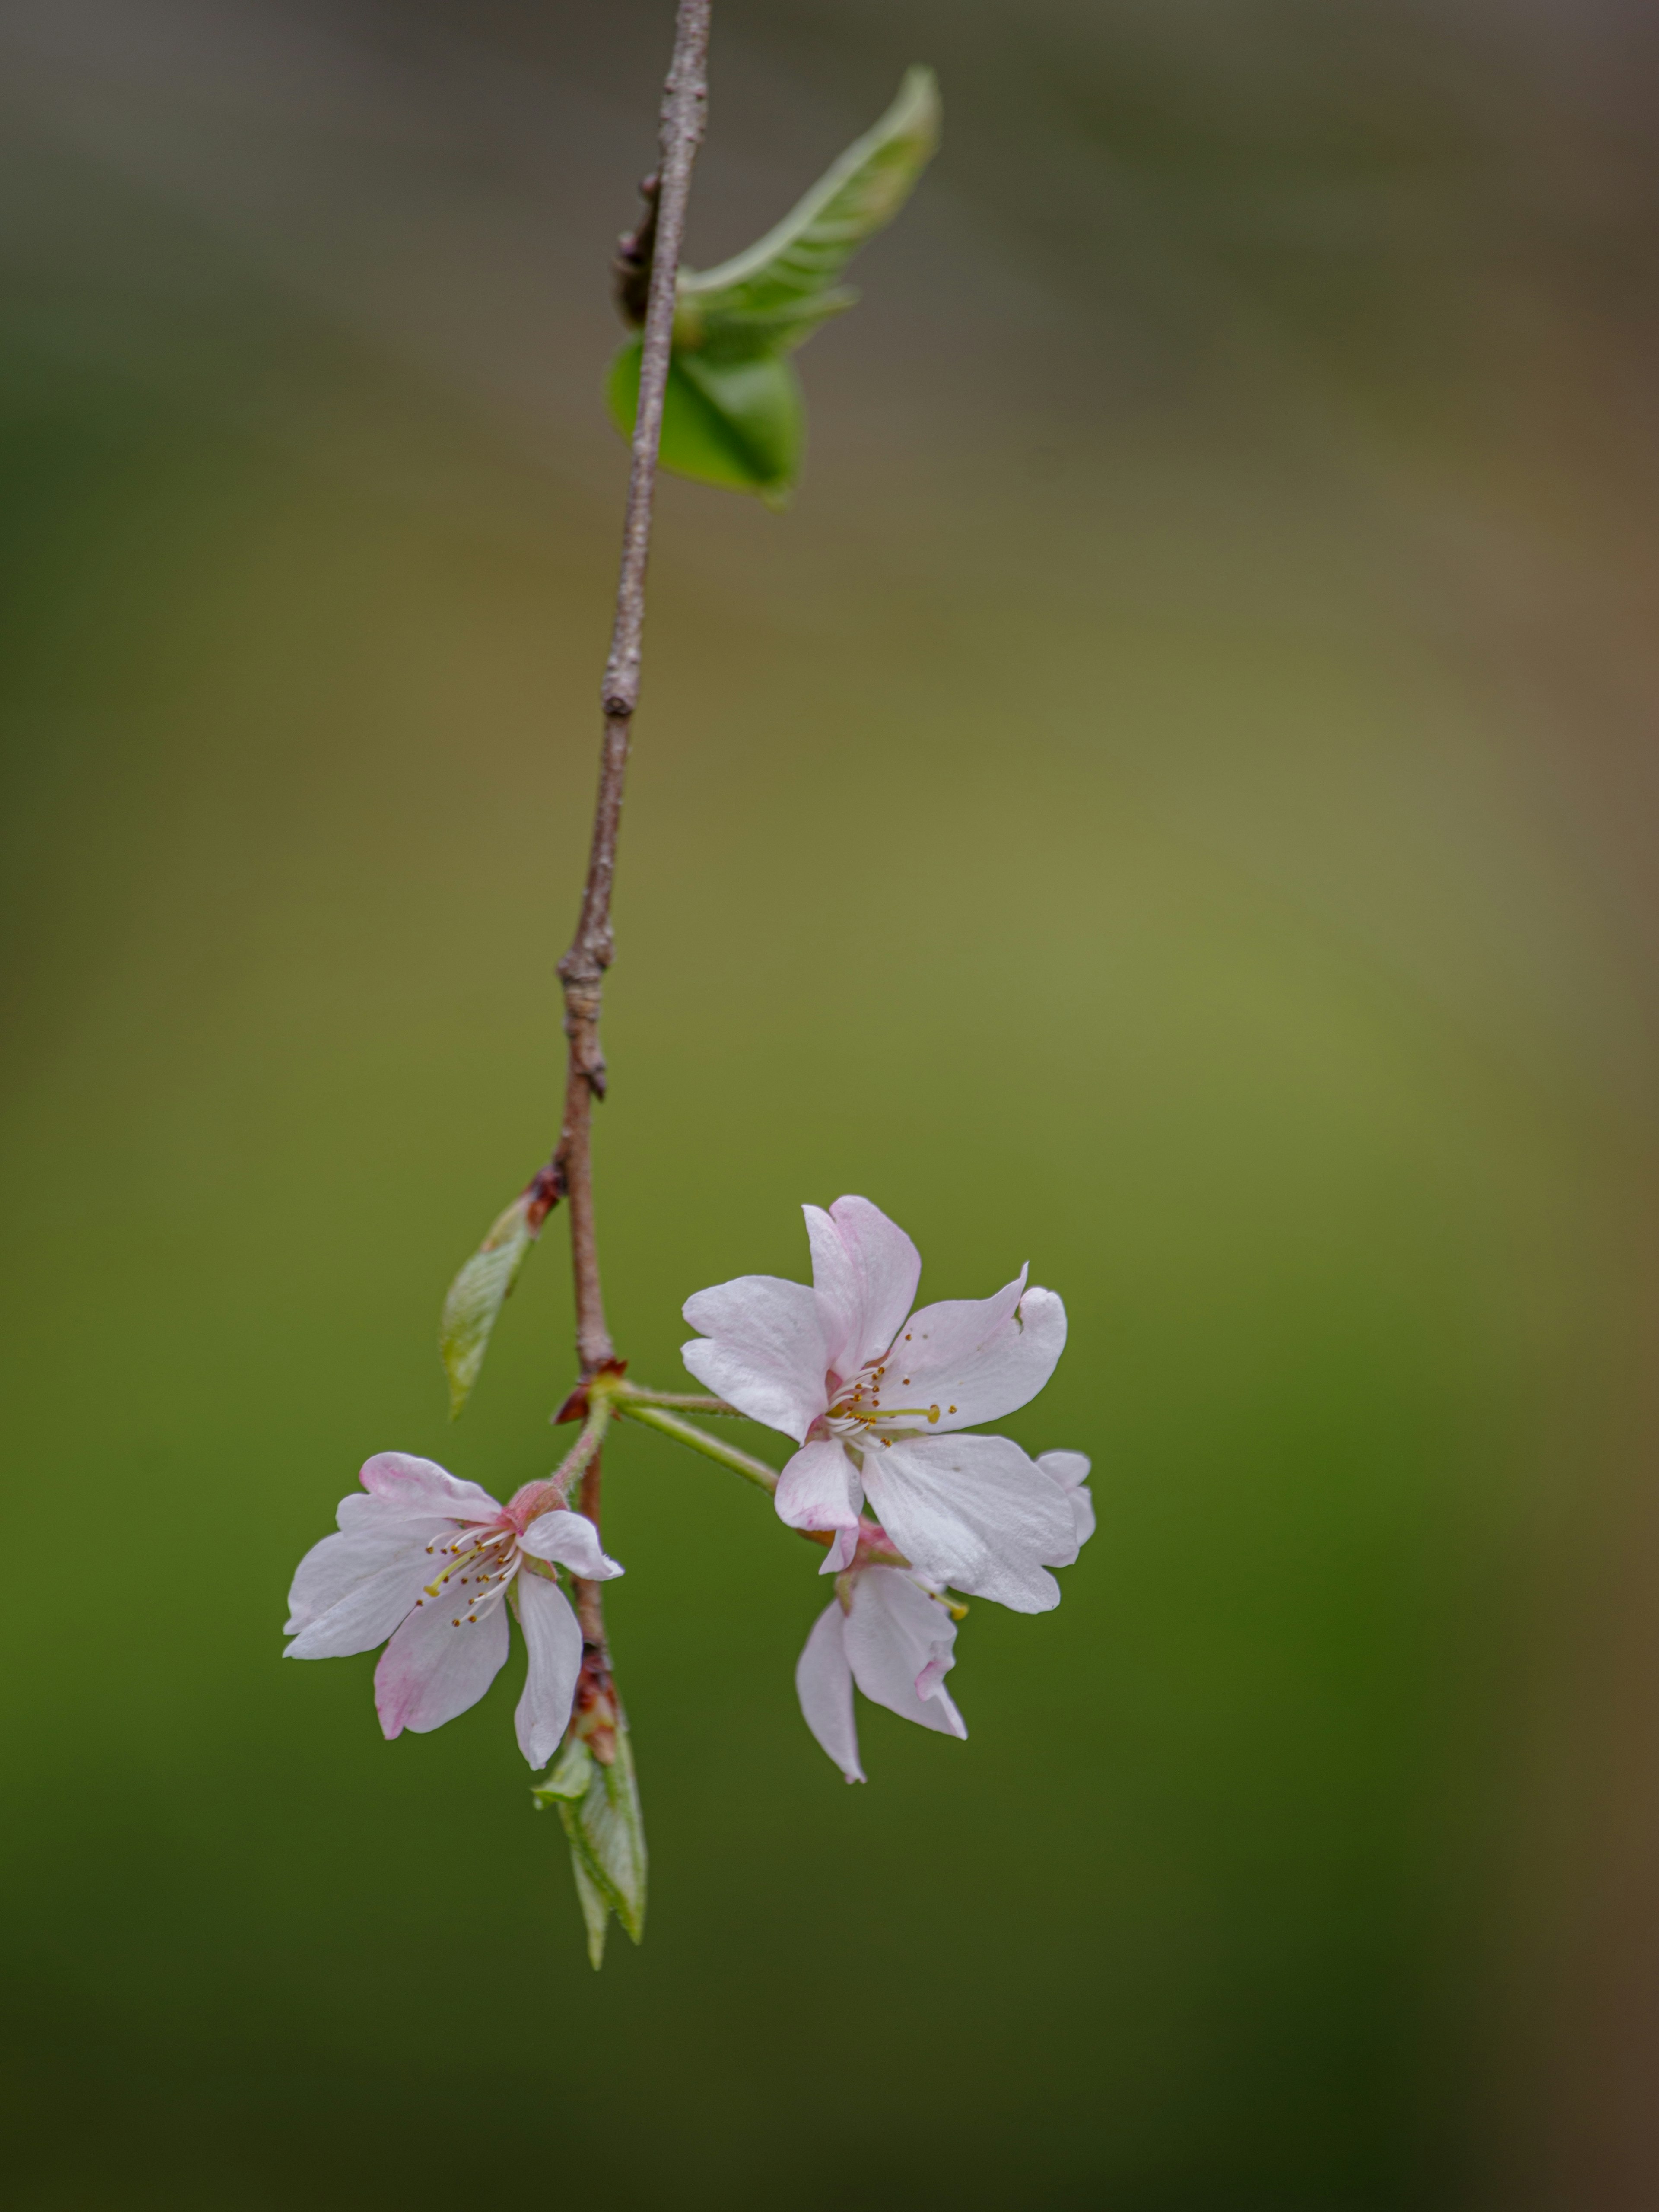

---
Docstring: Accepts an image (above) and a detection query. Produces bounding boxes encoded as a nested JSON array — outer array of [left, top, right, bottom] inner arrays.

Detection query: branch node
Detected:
[[612, 173, 661, 328]]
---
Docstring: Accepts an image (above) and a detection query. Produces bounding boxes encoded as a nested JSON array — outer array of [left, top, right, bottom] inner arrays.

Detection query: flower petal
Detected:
[[861, 1433, 1077, 1612], [374, 1580, 511, 1738], [356, 1452, 502, 1522], [514, 1571, 584, 1769], [805, 1196, 922, 1379], [284, 1522, 444, 1655], [795, 1601, 864, 1782], [681, 1275, 829, 1443], [518, 1510, 625, 1580], [820, 1526, 860, 1575], [775, 1438, 863, 1533], [844, 1567, 966, 1738], [1036, 1449, 1096, 1548], [883, 1279, 1066, 1434]]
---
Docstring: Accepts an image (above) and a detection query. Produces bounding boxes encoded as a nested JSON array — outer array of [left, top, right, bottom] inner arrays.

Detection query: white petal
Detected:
[[804, 1196, 922, 1379], [844, 1568, 966, 1739], [775, 1438, 863, 1532], [356, 1452, 502, 1522], [1034, 1449, 1090, 1490], [284, 1522, 445, 1656], [795, 1602, 864, 1782], [861, 1433, 1077, 1613], [514, 1572, 585, 1769], [374, 1579, 511, 1737], [1037, 1450, 1096, 1548], [820, 1526, 860, 1575], [680, 1274, 829, 1443], [518, 1510, 624, 1580], [882, 1279, 1066, 1434]]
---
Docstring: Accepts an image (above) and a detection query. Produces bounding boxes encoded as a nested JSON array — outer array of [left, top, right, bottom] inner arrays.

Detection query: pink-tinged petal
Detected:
[[1036, 1449, 1096, 1548], [518, 1510, 624, 1580], [775, 1439, 862, 1533], [844, 1568, 966, 1739], [356, 1452, 501, 1523], [374, 1580, 510, 1738], [804, 1196, 922, 1378], [514, 1571, 584, 1769], [862, 1433, 1076, 1613], [885, 1280, 1066, 1434], [284, 1523, 444, 1656], [795, 1602, 864, 1782], [820, 1526, 860, 1576], [681, 1275, 829, 1443]]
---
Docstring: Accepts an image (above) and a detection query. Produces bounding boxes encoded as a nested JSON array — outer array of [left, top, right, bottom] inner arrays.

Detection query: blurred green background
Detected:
[[4, 1, 1659, 2204]]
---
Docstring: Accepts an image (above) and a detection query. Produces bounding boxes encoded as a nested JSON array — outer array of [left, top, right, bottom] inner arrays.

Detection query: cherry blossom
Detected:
[[284, 1452, 623, 1768], [795, 1557, 966, 1785], [683, 1196, 1076, 1610]]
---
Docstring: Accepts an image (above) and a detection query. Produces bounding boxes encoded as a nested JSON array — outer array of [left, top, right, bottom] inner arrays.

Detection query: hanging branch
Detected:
[[293, 36, 974, 1976], [555, 0, 713, 1654]]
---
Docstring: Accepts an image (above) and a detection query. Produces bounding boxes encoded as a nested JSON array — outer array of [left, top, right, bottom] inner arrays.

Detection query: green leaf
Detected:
[[607, 67, 939, 502], [569, 1853, 612, 1972], [607, 340, 803, 502], [678, 65, 941, 357], [438, 1185, 547, 1417], [533, 1733, 594, 1804], [531, 1720, 647, 1969]]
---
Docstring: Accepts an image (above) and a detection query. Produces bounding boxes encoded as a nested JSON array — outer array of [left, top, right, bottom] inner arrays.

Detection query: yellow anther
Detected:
[[928, 1405, 940, 1423]]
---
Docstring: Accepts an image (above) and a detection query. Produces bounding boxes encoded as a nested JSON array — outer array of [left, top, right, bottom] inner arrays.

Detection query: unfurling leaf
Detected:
[[677, 65, 941, 354], [439, 1170, 559, 1417], [607, 65, 941, 500], [533, 1720, 648, 1970], [607, 343, 803, 503]]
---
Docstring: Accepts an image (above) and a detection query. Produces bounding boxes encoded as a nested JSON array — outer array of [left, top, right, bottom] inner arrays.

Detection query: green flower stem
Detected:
[[560, 1397, 614, 1489], [613, 1398, 780, 1493], [511, 1397, 614, 1523], [618, 1387, 742, 1415]]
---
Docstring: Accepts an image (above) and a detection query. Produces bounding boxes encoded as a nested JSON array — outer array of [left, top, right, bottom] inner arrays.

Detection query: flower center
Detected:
[[412, 1520, 525, 1629], [826, 1360, 956, 1449]]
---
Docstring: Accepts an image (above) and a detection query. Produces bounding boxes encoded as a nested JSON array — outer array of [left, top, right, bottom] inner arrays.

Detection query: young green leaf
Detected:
[[606, 341, 803, 501], [438, 1171, 558, 1417], [533, 1720, 648, 1970], [677, 65, 941, 355], [569, 1852, 613, 1972], [607, 65, 940, 500]]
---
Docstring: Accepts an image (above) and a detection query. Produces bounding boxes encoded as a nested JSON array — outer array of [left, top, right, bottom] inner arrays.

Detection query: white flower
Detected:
[[795, 1561, 966, 1784], [682, 1195, 1077, 1611], [284, 1452, 623, 1768]]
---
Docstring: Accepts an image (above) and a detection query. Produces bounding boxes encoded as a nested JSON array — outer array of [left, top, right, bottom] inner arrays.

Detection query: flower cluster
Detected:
[[684, 1196, 1092, 1778], [285, 1198, 1090, 1787]]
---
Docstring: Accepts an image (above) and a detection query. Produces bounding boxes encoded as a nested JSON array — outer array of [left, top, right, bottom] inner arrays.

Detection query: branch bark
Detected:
[[558, 0, 712, 1653]]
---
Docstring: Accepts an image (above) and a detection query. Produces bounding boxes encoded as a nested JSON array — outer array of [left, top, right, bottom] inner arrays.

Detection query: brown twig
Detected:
[[557, 0, 712, 1653]]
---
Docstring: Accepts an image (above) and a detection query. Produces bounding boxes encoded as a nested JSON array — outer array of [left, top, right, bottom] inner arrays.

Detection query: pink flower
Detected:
[[284, 1452, 623, 1768], [795, 1558, 966, 1785], [682, 1196, 1076, 1611]]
